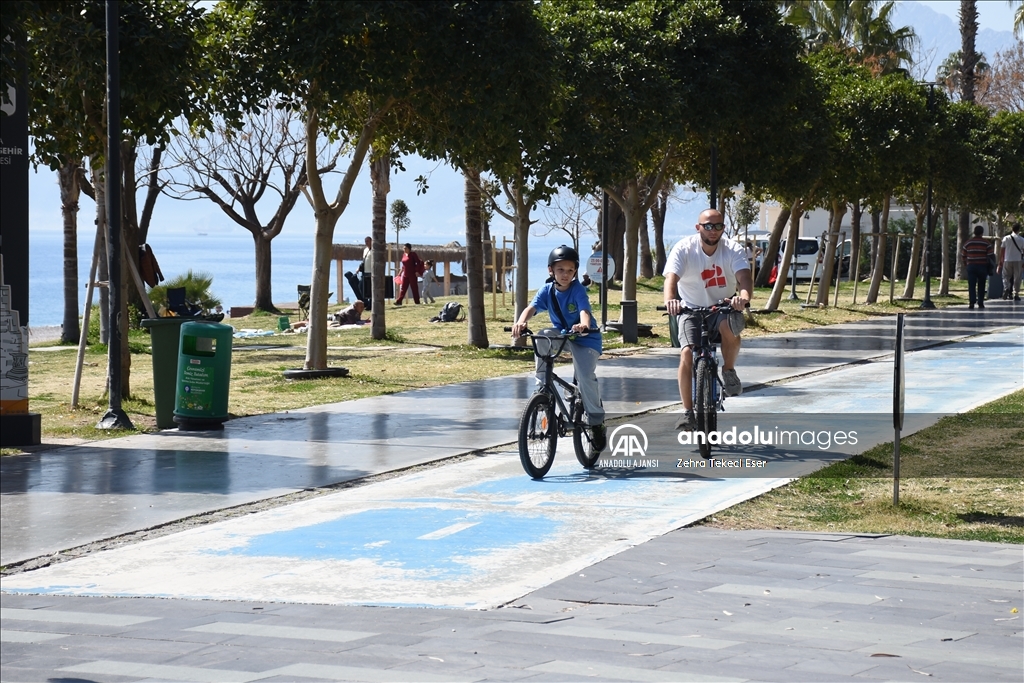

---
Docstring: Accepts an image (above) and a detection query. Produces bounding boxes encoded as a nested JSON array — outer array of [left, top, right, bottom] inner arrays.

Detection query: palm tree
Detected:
[[936, 50, 990, 101], [785, 1, 916, 74], [1011, 0, 1023, 38], [854, 1, 917, 76]]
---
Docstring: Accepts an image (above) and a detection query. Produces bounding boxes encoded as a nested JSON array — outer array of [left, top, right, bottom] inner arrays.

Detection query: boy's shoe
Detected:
[[722, 369, 743, 396], [675, 410, 696, 430], [591, 424, 607, 453]]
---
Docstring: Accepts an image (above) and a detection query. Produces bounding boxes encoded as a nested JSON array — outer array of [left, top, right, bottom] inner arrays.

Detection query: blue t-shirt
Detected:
[[530, 280, 602, 354]]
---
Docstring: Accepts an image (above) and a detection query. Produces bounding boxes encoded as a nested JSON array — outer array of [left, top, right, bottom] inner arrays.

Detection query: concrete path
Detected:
[[3, 305, 1020, 567], [1, 326, 1020, 610], [2, 530, 1020, 682], [1, 304, 1021, 682]]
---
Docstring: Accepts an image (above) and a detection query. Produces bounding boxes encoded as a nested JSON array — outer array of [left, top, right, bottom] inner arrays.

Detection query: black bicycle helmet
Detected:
[[548, 245, 580, 268]]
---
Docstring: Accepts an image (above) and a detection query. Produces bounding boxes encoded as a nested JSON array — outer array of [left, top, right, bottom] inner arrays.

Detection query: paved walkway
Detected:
[[3, 306, 1020, 566], [2, 303, 1022, 682]]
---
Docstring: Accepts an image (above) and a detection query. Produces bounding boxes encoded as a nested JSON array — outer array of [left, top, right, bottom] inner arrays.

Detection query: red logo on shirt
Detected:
[[701, 265, 727, 289]]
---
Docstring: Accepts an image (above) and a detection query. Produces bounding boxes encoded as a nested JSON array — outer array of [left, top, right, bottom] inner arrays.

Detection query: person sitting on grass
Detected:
[[332, 300, 368, 325], [511, 245, 606, 454]]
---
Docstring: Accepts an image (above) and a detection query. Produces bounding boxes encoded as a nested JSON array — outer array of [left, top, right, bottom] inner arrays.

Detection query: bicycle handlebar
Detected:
[[655, 301, 748, 313], [503, 327, 590, 338]]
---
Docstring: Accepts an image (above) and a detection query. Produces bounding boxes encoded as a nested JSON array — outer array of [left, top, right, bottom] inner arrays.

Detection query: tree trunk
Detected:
[[138, 144, 163, 245], [618, 179, 643, 301], [765, 201, 804, 311], [960, 0, 979, 104], [870, 208, 881, 269], [94, 164, 110, 345], [866, 194, 891, 304], [253, 233, 277, 312], [939, 205, 950, 295], [121, 140, 145, 322], [850, 201, 862, 283], [639, 209, 653, 279], [608, 191, 625, 282], [755, 204, 792, 288], [901, 203, 926, 299], [369, 151, 390, 340], [512, 186, 531, 325], [302, 102, 380, 370], [956, 209, 970, 279], [464, 167, 488, 348], [815, 200, 845, 306], [650, 185, 669, 275], [60, 161, 82, 344]]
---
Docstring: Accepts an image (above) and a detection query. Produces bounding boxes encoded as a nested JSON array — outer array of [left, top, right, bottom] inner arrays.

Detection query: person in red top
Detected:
[[961, 225, 993, 310], [394, 243, 423, 305]]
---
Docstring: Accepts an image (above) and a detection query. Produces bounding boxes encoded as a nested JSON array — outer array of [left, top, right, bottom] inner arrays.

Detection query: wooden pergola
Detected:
[[331, 241, 514, 304]]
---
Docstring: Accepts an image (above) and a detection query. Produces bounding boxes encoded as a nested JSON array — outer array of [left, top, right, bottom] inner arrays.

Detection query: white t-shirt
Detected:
[[1001, 233, 1024, 263], [663, 234, 749, 308]]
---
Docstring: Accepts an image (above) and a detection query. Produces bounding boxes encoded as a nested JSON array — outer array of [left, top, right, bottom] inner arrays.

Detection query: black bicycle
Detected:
[[659, 303, 737, 459], [507, 328, 599, 478]]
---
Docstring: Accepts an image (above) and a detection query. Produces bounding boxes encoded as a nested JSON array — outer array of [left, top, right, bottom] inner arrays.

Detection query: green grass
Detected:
[[701, 390, 1024, 544]]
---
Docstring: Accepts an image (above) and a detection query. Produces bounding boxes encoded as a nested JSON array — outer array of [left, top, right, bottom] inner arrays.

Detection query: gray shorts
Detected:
[[678, 309, 744, 348]]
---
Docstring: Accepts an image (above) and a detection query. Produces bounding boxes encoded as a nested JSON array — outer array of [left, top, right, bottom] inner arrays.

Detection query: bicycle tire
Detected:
[[519, 392, 557, 478], [695, 356, 717, 459], [571, 401, 598, 469]]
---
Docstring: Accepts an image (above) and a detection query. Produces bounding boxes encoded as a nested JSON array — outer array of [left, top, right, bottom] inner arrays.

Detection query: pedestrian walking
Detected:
[[961, 225, 993, 310], [421, 260, 437, 304], [997, 223, 1023, 302], [394, 243, 423, 305]]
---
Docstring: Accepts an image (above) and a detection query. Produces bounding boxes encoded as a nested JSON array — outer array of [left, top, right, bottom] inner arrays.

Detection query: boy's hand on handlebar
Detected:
[[664, 299, 684, 315], [510, 321, 528, 338], [569, 322, 590, 335]]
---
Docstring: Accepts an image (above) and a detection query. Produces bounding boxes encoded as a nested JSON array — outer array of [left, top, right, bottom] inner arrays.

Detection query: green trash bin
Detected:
[[141, 317, 191, 430], [173, 320, 233, 430]]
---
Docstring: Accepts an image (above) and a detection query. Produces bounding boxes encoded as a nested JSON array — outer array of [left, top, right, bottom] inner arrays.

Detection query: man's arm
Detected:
[[664, 273, 682, 315], [731, 268, 753, 309]]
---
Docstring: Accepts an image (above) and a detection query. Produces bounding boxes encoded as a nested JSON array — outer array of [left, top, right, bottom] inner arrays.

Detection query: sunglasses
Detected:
[[700, 222, 726, 231]]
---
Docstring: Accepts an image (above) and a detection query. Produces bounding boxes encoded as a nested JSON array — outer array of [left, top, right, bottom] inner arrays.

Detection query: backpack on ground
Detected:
[[429, 301, 465, 323]]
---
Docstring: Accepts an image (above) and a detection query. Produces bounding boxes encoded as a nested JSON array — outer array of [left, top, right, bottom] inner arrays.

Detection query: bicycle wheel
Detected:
[[519, 392, 557, 478], [571, 401, 598, 469], [694, 356, 717, 459]]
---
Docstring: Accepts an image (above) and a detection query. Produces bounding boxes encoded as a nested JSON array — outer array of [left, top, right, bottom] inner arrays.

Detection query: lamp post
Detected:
[[920, 82, 938, 310], [98, 0, 133, 430]]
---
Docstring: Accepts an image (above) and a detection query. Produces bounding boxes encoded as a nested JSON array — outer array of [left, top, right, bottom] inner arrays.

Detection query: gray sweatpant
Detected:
[[1003, 261, 1022, 298], [535, 342, 604, 426]]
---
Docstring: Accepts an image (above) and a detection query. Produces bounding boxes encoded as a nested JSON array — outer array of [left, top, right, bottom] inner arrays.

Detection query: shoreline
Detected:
[[27, 326, 63, 345]]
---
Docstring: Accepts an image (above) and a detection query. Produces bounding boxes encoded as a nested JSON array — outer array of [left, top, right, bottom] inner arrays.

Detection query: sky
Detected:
[[918, 0, 1017, 29], [26, 1, 1022, 248]]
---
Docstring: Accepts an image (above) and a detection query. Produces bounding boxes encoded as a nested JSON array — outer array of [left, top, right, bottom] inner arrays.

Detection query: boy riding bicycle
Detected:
[[663, 208, 753, 430], [512, 245, 606, 451]]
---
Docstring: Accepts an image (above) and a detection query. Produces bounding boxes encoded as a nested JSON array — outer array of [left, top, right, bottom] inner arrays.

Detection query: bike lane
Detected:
[[2, 325, 1019, 609], [3, 307, 1019, 567]]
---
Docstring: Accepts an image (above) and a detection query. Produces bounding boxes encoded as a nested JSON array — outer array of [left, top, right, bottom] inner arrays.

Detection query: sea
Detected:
[[26, 228, 608, 326]]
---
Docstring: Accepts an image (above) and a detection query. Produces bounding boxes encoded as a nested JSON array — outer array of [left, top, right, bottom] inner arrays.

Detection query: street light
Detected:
[[920, 82, 939, 311]]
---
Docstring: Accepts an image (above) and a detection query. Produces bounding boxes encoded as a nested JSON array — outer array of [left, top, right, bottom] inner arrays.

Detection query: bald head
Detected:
[[699, 209, 724, 225]]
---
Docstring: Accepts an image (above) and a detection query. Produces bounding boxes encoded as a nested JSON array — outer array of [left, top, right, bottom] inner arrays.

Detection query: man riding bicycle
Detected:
[[512, 245, 606, 451], [663, 208, 753, 430]]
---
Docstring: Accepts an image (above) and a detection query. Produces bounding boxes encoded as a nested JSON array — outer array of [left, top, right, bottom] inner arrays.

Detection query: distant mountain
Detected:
[[890, 1, 1019, 80]]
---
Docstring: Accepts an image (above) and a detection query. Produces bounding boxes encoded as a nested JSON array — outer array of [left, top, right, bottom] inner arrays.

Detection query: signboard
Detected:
[[586, 251, 614, 284]]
